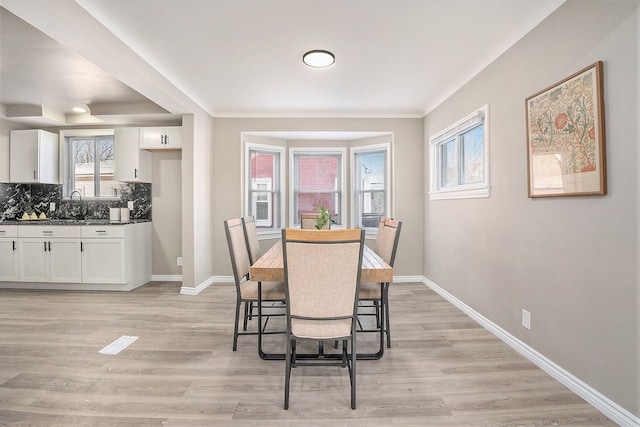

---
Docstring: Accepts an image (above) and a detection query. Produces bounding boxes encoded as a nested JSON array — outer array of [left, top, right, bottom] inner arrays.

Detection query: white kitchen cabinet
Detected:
[[81, 223, 151, 289], [139, 126, 182, 149], [9, 129, 59, 184], [17, 226, 82, 283], [0, 226, 19, 281], [114, 127, 151, 182], [81, 226, 126, 284]]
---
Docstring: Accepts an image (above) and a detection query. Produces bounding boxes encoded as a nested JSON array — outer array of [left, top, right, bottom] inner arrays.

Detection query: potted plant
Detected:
[[315, 205, 336, 230]]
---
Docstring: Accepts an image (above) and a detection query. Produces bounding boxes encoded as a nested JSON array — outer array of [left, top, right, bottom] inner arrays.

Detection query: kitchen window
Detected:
[[351, 144, 390, 232], [62, 129, 120, 198], [290, 148, 346, 227], [244, 143, 284, 233], [429, 105, 490, 200]]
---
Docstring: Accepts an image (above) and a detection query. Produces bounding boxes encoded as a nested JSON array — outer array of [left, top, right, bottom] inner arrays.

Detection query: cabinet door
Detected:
[[140, 127, 182, 149], [82, 239, 126, 284], [164, 127, 182, 148], [18, 239, 49, 282], [9, 131, 38, 183], [49, 239, 82, 283], [114, 128, 151, 182], [0, 239, 19, 281], [139, 127, 164, 149]]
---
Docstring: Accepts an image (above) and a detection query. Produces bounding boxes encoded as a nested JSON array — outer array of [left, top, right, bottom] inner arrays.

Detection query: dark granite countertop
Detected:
[[0, 219, 151, 226]]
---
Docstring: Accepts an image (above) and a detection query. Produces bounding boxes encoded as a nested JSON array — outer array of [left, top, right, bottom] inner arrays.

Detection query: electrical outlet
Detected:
[[49, 202, 56, 212], [127, 201, 134, 210], [177, 257, 183, 266], [522, 309, 531, 330]]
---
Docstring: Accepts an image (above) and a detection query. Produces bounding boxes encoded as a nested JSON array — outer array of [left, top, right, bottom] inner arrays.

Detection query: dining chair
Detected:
[[282, 228, 365, 410], [224, 218, 285, 351], [300, 213, 328, 229], [358, 218, 402, 348]]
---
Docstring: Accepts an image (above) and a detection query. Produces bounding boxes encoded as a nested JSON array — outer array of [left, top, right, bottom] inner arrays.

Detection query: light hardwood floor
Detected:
[[0, 282, 615, 426]]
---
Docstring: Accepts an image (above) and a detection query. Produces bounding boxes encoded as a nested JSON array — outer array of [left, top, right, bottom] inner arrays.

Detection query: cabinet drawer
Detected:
[[82, 226, 125, 238], [0, 225, 18, 238], [18, 226, 81, 238]]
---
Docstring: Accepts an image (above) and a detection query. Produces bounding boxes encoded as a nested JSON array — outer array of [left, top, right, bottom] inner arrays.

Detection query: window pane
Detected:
[[358, 191, 385, 228], [295, 154, 340, 225], [462, 125, 484, 184], [98, 137, 119, 197], [355, 150, 386, 228], [73, 138, 95, 197], [249, 150, 278, 228], [441, 139, 457, 188]]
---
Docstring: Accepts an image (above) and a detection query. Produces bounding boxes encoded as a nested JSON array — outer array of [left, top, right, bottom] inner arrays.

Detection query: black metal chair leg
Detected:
[[384, 283, 391, 348], [233, 300, 241, 351]]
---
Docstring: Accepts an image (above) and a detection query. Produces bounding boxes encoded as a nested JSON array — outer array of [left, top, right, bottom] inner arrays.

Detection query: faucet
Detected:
[[70, 190, 82, 202]]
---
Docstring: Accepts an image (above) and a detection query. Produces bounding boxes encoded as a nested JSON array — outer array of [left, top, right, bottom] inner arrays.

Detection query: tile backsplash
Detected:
[[0, 182, 151, 221]]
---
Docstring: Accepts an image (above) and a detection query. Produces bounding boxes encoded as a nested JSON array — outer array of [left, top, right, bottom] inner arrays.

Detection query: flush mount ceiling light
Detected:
[[303, 50, 335, 68]]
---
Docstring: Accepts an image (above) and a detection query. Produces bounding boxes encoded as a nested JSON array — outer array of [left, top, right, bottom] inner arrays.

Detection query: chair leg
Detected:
[[242, 301, 249, 331], [233, 299, 241, 351], [350, 335, 356, 410], [284, 335, 292, 410], [384, 283, 391, 348]]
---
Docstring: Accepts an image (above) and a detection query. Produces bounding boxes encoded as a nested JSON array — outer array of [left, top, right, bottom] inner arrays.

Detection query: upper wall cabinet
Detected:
[[9, 129, 59, 184], [139, 126, 182, 149], [114, 127, 151, 183]]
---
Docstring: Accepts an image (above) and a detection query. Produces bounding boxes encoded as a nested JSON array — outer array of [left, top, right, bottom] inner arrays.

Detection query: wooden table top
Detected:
[[250, 240, 393, 283]]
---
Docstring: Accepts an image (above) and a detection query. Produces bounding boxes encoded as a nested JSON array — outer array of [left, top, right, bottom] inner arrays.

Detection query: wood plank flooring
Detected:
[[0, 282, 615, 426]]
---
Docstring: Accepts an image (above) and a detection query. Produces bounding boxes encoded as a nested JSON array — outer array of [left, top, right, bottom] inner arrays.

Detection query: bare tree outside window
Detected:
[[66, 135, 120, 198]]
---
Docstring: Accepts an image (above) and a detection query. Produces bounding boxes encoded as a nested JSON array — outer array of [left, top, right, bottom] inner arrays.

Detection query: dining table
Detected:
[[250, 239, 393, 361]]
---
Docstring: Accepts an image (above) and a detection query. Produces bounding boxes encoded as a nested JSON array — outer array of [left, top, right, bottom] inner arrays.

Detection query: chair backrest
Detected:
[[373, 216, 387, 255], [376, 218, 402, 267], [282, 228, 364, 322], [241, 216, 261, 265], [300, 213, 328, 229], [224, 218, 251, 289]]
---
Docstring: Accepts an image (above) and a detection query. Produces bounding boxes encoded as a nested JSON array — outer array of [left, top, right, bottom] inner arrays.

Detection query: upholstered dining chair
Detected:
[[241, 216, 262, 265], [358, 218, 402, 348], [224, 218, 285, 351], [282, 228, 365, 410]]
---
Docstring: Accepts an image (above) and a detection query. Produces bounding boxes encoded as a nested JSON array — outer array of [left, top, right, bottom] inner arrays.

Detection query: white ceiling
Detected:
[[0, 0, 565, 125]]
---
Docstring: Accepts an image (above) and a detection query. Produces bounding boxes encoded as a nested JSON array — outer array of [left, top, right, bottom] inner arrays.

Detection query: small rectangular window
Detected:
[[64, 133, 119, 198], [290, 149, 345, 227], [245, 144, 284, 232], [352, 144, 390, 231], [430, 105, 490, 200]]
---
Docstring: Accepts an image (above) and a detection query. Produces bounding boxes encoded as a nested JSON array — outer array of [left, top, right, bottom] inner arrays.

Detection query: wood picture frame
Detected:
[[525, 61, 606, 197]]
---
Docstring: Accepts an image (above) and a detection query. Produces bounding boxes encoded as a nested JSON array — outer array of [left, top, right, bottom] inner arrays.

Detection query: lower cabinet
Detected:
[[0, 226, 19, 281], [81, 227, 126, 284], [17, 227, 82, 283], [0, 223, 151, 291]]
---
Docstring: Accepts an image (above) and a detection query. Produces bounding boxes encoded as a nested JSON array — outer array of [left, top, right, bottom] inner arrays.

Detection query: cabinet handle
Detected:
[[43, 241, 47, 252], [81, 242, 84, 252], [48, 241, 52, 251], [13, 241, 16, 251], [0, 230, 5, 235], [163, 134, 167, 144], [135, 168, 138, 178], [33, 170, 38, 179]]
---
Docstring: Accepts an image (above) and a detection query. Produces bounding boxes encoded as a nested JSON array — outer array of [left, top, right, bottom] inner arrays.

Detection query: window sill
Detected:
[[429, 185, 490, 200]]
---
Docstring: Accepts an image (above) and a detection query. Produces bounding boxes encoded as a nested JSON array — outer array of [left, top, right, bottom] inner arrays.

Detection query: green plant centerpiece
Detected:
[[315, 205, 336, 230]]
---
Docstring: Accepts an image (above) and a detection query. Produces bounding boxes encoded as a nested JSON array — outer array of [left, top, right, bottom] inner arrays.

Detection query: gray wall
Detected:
[[151, 150, 182, 276], [424, 0, 638, 415], [210, 117, 424, 279]]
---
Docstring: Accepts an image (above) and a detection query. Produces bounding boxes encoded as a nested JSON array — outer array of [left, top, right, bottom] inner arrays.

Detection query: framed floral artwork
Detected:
[[525, 61, 606, 197]]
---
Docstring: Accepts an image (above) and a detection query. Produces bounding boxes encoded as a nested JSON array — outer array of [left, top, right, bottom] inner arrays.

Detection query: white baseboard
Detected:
[[422, 276, 639, 427], [151, 274, 182, 282], [180, 276, 233, 295]]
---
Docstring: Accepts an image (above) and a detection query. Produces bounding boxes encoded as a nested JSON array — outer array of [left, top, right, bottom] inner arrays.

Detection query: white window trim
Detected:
[[429, 104, 490, 200], [59, 128, 119, 200], [350, 143, 391, 237], [243, 142, 285, 239], [289, 146, 347, 229]]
